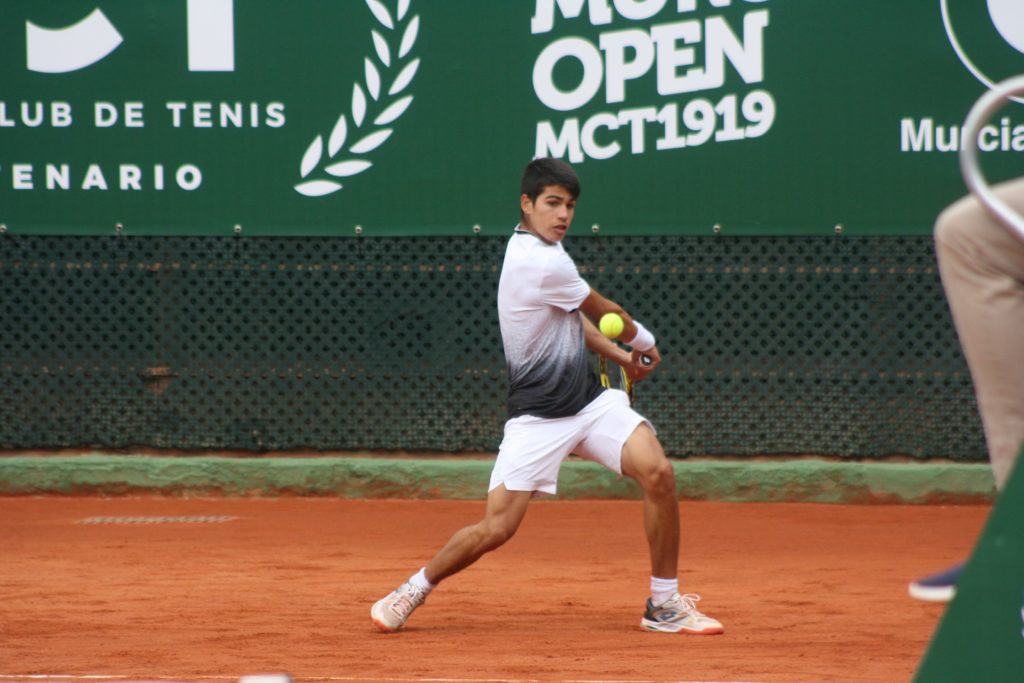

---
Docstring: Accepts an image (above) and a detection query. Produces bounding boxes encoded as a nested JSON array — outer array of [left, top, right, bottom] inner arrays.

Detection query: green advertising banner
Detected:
[[1, 0, 1022, 236]]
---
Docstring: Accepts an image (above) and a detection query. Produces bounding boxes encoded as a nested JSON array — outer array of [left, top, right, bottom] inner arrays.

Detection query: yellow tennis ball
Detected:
[[599, 313, 624, 339]]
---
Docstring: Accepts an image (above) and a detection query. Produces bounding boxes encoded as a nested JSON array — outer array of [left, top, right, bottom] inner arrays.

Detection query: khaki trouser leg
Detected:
[[934, 177, 1024, 490]]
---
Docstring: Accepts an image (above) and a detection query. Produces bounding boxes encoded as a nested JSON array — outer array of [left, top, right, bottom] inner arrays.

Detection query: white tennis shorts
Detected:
[[489, 389, 653, 496]]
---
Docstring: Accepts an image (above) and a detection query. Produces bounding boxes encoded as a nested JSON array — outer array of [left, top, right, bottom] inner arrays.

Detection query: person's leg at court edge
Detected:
[[908, 177, 1024, 602]]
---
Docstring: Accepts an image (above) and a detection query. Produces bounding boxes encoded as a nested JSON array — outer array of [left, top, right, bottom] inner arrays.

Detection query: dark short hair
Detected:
[[520, 157, 581, 202]]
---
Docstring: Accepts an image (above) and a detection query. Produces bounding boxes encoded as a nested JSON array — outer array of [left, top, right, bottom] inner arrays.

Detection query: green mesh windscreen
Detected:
[[0, 235, 984, 460]]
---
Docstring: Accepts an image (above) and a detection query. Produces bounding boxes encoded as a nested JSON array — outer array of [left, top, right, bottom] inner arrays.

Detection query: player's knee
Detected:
[[629, 455, 676, 497], [478, 518, 518, 551], [645, 458, 677, 497], [623, 428, 674, 493]]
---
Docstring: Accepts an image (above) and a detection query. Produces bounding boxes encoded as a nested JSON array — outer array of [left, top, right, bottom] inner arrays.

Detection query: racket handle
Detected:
[[640, 354, 653, 366]]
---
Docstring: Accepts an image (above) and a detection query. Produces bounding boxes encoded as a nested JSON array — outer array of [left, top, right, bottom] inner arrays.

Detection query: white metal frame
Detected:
[[959, 74, 1024, 242]]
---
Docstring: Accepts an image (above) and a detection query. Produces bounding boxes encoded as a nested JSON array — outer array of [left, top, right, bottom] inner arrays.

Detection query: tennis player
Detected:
[[371, 157, 723, 635]]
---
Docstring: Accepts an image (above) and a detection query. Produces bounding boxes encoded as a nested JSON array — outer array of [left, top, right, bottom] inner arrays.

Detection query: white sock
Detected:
[[650, 576, 678, 606], [408, 567, 435, 594]]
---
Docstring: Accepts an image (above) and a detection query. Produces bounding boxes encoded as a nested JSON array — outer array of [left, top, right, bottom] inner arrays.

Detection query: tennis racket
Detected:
[[598, 354, 653, 405]]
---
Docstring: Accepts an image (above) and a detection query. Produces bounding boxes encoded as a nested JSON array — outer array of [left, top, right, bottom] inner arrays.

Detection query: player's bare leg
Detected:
[[621, 424, 723, 634], [424, 485, 533, 583], [371, 485, 531, 632], [621, 424, 678, 577]]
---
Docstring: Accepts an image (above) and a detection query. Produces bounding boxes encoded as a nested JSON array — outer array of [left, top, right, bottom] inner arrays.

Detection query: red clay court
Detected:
[[0, 495, 987, 683]]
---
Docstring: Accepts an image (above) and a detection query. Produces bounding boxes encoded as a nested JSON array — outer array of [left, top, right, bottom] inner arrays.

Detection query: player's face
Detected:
[[521, 185, 576, 243]]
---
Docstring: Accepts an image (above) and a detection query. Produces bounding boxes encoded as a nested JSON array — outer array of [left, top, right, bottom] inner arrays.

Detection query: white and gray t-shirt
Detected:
[[497, 229, 604, 418]]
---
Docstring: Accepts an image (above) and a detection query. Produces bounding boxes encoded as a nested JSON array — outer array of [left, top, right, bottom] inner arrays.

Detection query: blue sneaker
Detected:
[[908, 562, 964, 602]]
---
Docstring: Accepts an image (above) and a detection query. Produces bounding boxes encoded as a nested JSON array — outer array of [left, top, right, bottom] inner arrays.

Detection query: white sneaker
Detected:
[[371, 582, 427, 633], [640, 592, 723, 634]]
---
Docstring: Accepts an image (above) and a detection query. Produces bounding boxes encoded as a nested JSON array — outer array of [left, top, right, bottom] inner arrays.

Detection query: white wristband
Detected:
[[625, 321, 656, 352]]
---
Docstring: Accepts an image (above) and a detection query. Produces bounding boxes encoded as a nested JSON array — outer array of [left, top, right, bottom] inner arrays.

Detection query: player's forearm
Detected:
[[579, 288, 640, 342]]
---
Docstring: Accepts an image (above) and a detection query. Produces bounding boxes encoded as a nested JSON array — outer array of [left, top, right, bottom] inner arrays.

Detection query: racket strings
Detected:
[[598, 355, 635, 404]]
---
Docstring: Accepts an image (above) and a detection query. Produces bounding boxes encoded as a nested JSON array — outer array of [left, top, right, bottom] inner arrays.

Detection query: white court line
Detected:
[[0, 677, 764, 683], [310, 679, 764, 683]]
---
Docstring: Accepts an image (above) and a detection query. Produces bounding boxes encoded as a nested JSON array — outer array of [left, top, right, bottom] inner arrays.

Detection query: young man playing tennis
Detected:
[[371, 157, 722, 635]]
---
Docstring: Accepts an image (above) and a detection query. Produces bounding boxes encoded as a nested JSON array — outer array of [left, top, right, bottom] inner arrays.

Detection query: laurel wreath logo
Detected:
[[294, 0, 420, 197]]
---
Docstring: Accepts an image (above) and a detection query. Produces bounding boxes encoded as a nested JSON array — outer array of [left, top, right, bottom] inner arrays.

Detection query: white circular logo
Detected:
[[941, 0, 1024, 102], [987, 0, 1024, 55]]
